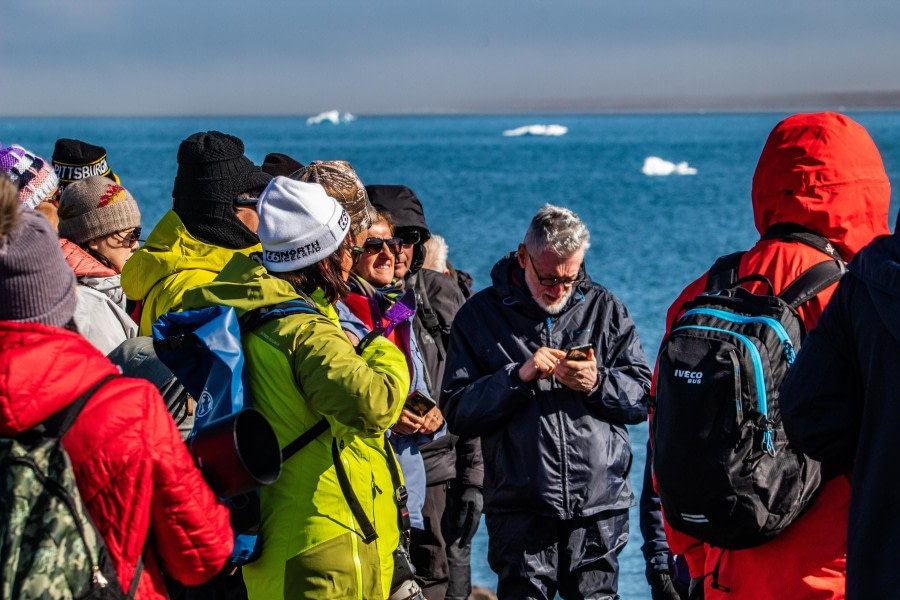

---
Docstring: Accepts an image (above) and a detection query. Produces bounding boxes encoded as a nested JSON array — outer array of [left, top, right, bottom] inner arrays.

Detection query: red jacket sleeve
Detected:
[[146, 388, 233, 585]]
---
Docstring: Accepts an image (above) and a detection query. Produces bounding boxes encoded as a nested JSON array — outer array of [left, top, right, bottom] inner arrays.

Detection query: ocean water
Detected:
[[4, 113, 900, 599]]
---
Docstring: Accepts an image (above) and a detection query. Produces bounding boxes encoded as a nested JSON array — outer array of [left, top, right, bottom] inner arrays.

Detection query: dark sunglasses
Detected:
[[359, 237, 402, 255], [397, 231, 421, 247], [113, 227, 142, 246], [527, 253, 585, 288]]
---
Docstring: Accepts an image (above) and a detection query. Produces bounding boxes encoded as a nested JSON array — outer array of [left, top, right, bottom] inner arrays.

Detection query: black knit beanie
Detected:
[[171, 131, 271, 249]]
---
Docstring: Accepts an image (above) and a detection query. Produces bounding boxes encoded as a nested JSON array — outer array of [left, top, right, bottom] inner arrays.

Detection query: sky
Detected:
[[2, 0, 900, 116]]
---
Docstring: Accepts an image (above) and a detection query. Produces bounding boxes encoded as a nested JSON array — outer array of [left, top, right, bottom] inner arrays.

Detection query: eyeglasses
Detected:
[[358, 237, 402, 255], [527, 253, 584, 288], [397, 231, 421, 248], [234, 196, 258, 207], [112, 227, 142, 246]]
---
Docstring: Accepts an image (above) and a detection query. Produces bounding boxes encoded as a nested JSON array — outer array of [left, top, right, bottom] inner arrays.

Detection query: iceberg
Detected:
[[502, 124, 568, 137], [642, 156, 697, 176], [306, 110, 356, 125]]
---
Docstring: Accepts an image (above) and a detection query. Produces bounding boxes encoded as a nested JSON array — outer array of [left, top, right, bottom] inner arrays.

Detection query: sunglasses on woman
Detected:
[[358, 237, 402, 255], [112, 227, 142, 246]]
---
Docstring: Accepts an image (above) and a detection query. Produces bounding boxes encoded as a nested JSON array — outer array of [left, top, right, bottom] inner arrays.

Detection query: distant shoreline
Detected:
[[4, 91, 900, 119]]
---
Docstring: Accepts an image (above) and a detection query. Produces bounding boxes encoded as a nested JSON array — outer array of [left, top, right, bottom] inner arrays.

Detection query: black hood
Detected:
[[366, 185, 431, 236], [850, 233, 900, 343], [366, 184, 431, 274]]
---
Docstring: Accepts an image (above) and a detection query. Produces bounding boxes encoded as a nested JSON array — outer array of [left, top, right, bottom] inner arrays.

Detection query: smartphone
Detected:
[[565, 344, 592, 361], [404, 390, 437, 417]]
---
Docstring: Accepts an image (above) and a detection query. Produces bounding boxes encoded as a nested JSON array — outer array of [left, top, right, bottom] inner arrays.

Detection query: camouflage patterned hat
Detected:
[[291, 160, 377, 235]]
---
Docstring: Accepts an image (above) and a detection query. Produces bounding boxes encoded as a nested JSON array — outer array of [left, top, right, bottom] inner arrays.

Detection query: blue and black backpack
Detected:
[[652, 226, 847, 551], [153, 295, 410, 571]]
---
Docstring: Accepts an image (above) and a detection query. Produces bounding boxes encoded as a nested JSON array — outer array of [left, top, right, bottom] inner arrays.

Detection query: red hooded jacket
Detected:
[[0, 321, 233, 599], [652, 113, 891, 599]]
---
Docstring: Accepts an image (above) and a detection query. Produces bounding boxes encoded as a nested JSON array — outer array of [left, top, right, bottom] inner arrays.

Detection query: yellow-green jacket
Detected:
[[183, 254, 410, 600], [121, 210, 262, 334]]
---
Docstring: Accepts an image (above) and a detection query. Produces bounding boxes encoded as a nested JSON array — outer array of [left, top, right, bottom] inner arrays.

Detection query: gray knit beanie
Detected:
[[0, 178, 77, 327], [57, 176, 141, 244]]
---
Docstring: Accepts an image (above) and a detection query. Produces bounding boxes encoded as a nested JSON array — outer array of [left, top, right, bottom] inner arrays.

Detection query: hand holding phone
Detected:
[[404, 390, 437, 417], [564, 344, 592, 361]]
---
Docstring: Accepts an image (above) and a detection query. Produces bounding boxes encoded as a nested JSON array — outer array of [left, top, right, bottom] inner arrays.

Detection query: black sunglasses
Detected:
[[359, 237, 402, 255], [527, 253, 585, 288], [113, 227, 142, 246], [397, 231, 421, 247]]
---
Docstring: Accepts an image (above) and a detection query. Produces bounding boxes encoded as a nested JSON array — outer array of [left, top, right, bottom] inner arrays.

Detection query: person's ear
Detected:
[[517, 244, 527, 268], [87, 236, 102, 252]]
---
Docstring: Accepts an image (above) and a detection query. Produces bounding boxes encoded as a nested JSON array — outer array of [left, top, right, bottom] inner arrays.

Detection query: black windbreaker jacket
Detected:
[[442, 253, 651, 518], [782, 233, 900, 600]]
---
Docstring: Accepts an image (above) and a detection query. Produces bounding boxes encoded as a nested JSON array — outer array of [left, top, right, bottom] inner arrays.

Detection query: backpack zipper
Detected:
[[728, 350, 743, 425], [672, 325, 776, 455], [681, 308, 796, 364]]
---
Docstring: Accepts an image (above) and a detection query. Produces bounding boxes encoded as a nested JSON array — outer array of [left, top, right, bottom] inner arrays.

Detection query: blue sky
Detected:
[[2, 0, 899, 116]]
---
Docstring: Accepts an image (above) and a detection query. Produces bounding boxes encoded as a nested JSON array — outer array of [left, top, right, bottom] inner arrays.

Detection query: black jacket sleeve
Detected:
[[640, 439, 672, 576], [584, 295, 652, 425], [781, 276, 864, 473]]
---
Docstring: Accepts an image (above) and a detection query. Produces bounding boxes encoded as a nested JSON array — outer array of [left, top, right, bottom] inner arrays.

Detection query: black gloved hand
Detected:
[[455, 486, 483, 547], [648, 570, 684, 600]]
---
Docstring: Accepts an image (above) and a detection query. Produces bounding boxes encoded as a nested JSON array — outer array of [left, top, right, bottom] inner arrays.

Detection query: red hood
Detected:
[[59, 238, 117, 278], [0, 321, 117, 435], [752, 112, 891, 259]]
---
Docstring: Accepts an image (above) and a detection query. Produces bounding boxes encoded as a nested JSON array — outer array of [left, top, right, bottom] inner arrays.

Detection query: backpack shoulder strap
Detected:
[[704, 251, 744, 292], [761, 223, 845, 261], [779, 259, 848, 309], [239, 295, 324, 335], [43, 374, 119, 439]]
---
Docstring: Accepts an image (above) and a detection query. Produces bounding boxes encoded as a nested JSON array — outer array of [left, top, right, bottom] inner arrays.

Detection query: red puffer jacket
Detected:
[[0, 321, 233, 599], [652, 112, 891, 599]]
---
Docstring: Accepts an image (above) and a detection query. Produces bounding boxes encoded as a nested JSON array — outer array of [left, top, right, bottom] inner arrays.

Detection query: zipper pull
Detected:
[[783, 340, 795, 365]]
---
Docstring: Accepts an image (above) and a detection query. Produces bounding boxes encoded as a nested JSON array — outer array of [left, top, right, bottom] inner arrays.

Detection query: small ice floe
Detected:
[[306, 110, 356, 125], [641, 156, 698, 176], [502, 124, 568, 137]]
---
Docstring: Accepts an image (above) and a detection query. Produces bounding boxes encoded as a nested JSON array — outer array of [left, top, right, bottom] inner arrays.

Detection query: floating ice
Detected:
[[306, 110, 356, 125], [502, 124, 568, 137], [642, 156, 697, 176]]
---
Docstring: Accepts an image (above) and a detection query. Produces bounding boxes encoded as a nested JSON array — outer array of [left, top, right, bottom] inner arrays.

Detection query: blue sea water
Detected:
[[4, 113, 900, 599]]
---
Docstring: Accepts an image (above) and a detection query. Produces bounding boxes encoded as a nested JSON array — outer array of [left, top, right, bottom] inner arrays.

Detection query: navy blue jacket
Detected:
[[781, 233, 900, 600], [442, 253, 651, 518]]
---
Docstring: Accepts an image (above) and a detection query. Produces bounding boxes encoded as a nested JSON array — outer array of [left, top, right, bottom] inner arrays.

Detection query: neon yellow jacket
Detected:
[[120, 210, 261, 334], [183, 254, 410, 600]]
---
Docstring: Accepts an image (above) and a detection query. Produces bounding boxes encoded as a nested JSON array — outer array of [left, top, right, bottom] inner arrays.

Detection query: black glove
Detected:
[[455, 486, 483, 547], [648, 570, 685, 600]]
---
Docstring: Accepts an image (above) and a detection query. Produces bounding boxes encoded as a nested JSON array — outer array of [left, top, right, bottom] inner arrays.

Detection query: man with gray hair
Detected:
[[443, 204, 651, 599]]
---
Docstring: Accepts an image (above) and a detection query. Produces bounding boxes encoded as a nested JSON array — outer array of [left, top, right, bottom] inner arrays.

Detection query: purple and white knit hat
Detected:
[[0, 143, 60, 209]]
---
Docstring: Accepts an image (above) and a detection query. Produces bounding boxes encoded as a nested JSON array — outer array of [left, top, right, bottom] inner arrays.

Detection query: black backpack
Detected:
[[651, 227, 846, 550]]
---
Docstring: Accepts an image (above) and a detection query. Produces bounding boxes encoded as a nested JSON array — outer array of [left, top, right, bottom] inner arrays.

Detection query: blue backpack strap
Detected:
[[239, 295, 324, 334]]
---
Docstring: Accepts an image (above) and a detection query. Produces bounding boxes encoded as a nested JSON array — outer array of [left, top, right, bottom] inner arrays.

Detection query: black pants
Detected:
[[486, 509, 629, 600], [410, 481, 450, 600]]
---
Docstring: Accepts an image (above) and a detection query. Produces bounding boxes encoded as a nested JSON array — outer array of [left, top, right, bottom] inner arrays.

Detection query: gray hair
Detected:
[[523, 204, 590, 258], [423, 234, 449, 272]]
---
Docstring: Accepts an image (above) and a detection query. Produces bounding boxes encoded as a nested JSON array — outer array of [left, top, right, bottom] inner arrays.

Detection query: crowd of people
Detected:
[[0, 110, 897, 600]]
